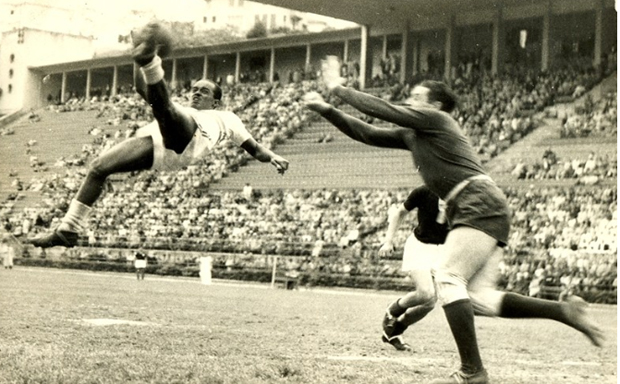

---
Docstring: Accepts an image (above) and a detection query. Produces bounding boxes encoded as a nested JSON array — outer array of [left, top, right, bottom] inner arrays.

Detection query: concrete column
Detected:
[[203, 54, 208, 79], [85, 69, 91, 100], [305, 44, 311, 74], [171, 58, 178, 89], [61, 72, 67, 103], [400, 22, 413, 84], [343, 39, 349, 62], [382, 34, 388, 59], [492, 4, 505, 75], [541, 1, 551, 71], [593, 0, 604, 68], [412, 36, 419, 75], [235, 52, 241, 83], [112, 65, 118, 97], [269, 47, 276, 83], [359, 25, 371, 89], [444, 15, 456, 83]]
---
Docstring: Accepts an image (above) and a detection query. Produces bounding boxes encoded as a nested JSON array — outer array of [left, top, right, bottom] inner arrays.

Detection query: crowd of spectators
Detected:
[[12, 183, 615, 301], [1, 57, 616, 300], [560, 91, 617, 138], [511, 150, 617, 184]]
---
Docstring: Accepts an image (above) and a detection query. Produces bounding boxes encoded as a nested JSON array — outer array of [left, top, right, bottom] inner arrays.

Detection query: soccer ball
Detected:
[[131, 21, 174, 59]]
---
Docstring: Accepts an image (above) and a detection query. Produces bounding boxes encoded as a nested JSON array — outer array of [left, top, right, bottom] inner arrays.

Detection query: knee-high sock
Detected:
[[59, 199, 92, 232], [443, 299, 484, 374], [399, 305, 434, 327], [74, 169, 109, 207], [387, 298, 407, 318], [499, 292, 568, 324]]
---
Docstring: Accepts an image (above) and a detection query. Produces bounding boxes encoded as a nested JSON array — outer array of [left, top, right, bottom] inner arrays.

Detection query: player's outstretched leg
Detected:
[[497, 292, 605, 347], [28, 137, 154, 248], [131, 22, 195, 155]]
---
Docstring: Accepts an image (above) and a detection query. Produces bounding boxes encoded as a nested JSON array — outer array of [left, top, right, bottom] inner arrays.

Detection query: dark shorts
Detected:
[[445, 180, 511, 246]]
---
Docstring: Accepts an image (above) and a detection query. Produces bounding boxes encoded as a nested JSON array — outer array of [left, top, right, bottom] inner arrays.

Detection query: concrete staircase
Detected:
[[211, 113, 422, 190], [212, 75, 617, 192], [0, 108, 106, 208], [0, 72, 616, 205]]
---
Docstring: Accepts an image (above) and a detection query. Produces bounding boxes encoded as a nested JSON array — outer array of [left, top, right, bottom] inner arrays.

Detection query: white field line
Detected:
[[74, 318, 161, 326]]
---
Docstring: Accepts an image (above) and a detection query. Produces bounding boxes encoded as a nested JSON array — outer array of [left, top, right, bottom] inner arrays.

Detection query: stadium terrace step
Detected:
[[0, 107, 105, 202]]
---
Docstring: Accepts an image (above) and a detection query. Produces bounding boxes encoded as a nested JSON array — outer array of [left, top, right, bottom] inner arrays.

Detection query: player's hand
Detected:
[[321, 55, 346, 91], [378, 241, 395, 257], [271, 155, 289, 175], [302, 92, 332, 114]]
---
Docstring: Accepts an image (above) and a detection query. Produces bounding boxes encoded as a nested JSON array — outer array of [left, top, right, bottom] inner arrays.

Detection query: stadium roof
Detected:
[[252, 0, 513, 27]]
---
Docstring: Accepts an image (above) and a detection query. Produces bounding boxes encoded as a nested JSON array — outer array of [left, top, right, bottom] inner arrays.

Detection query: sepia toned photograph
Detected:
[[0, 0, 617, 383]]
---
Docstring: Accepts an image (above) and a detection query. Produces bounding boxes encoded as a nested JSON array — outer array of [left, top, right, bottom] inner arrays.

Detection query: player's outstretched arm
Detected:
[[320, 56, 422, 128], [240, 138, 289, 175], [303, 92, 407, 150]]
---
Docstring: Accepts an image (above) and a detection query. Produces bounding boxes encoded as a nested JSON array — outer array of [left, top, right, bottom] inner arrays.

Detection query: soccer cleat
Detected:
[[563, 295, 605, 347], [382, 308, 408, 338], [28, 228, 78, 248], [382, 308, 398, 338], [430, 369, 489, 384], [382, 333, 412, 352]]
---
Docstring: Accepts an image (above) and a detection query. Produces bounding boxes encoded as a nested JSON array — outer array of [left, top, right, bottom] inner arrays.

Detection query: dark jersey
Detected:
[[335, 88, 487, 199], [403, 186, 449, 245]]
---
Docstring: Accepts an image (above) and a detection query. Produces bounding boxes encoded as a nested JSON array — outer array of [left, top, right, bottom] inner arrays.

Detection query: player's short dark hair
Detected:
[[207, 80, 223, 101], [195, 79, 222, 101], [419, 80, 458, 113]]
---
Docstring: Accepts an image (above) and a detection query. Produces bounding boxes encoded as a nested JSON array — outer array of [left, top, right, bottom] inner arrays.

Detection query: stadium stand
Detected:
[[0, 60, 616, 302]]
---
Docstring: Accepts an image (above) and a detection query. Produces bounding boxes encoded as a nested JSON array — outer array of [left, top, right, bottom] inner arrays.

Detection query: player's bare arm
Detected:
[[240, 138, 289, 175], [320, 55, 430, 129], [303, 92, 408, 150], [378, 204, 409, 257], [331, 85, 430, 129]]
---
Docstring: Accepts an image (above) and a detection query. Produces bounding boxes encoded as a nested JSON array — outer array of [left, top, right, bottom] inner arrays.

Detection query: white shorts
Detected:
[[136, 122, 209, 171], [401, 234, 442, 272], [135, 259, 147, 269]]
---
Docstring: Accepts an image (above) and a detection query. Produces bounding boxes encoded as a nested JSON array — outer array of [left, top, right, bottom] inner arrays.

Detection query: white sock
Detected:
[[140, 55, 164, 84], [59, 199, 92, 232]]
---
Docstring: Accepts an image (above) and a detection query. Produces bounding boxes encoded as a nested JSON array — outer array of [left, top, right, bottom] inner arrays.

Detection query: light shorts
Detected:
[[401, 234, 443, 272], [136, 121, 209, 171]]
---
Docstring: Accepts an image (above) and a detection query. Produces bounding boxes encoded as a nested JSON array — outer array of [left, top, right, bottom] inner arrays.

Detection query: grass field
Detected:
[[0, 267, 616, 384]]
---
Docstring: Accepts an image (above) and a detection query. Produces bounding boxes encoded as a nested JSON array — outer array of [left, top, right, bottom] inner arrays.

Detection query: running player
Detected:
[[29, 22, 289, 248], [379, 185, 448, 352], [303, 56, 603, 384]]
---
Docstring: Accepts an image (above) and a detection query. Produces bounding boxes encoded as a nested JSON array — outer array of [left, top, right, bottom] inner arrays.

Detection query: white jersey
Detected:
[[137, 105, 252, 171], [191, 108, 251, 150]]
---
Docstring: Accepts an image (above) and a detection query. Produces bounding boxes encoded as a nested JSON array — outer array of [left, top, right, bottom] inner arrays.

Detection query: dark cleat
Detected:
[[382, 309, 398, 338], [382, 333, 412, 352], [430, 369, 489, 384], [29, 229, 78, 248], [563, 295, 605, 347], [382, 308, 408, 339]]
